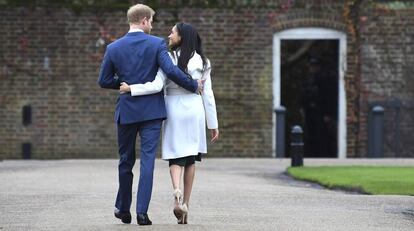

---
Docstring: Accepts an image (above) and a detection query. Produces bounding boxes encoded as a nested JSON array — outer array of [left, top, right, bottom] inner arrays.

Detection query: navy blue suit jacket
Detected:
[[98, 32, 198, 124]]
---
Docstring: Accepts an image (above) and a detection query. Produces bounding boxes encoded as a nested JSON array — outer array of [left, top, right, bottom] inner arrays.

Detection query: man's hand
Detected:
[[210, 128, 219, 143], [119, 82, 130, 94], [197, 79, 206, 93]]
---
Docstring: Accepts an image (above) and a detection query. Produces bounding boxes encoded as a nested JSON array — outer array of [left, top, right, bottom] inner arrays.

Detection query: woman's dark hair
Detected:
[[171, 22, 207, 73]]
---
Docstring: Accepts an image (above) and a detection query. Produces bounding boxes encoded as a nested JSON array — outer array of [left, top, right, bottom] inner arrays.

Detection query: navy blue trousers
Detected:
[[115, 119, 162, 214]]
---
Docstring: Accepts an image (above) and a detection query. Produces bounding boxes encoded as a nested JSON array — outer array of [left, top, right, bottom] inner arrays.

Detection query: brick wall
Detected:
[[359, 2, 414, 157], [0, 1, 413, 159]]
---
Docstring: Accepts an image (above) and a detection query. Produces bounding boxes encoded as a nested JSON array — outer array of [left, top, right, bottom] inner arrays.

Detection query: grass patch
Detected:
[[287, 166, 414, 195]]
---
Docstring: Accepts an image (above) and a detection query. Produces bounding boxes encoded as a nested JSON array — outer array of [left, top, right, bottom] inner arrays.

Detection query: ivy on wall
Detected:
[[342, 0, 364, 155], [375, 0, 414, 9], [0, 0, 310, 11], [2, 0, 412, 13], [0, 0, 256, 9], [342, 0, 413, 156]]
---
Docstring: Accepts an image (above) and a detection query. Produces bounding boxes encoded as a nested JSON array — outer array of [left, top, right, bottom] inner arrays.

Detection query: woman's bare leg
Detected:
[[170, 165, 183, 205], [183, 164, 195, 207]]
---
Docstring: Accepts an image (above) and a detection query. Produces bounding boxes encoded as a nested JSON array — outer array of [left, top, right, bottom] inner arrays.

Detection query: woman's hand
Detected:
[[210, 128, 219, 143], [119, 82, 130, 94]]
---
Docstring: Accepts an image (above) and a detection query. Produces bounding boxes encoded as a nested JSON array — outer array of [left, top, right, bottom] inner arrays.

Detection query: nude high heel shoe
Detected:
[[172, 189, 183, 220], [178, 203, 188, 224]]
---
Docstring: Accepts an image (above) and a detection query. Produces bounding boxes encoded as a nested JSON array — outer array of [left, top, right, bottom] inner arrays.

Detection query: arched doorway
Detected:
[[272, 28, 347, 159]]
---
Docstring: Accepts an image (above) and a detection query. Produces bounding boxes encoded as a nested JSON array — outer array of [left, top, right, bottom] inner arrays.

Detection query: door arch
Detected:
[[272, 27, 347, 159]]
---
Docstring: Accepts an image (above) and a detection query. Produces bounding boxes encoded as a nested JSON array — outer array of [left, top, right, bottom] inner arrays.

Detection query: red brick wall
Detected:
[[359, 3, 414, 157], [0, 1, 413, 159]]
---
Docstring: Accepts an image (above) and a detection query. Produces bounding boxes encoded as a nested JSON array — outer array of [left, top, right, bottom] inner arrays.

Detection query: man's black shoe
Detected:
[[137, 213, 152, 225], [114, 210, 131, 224]]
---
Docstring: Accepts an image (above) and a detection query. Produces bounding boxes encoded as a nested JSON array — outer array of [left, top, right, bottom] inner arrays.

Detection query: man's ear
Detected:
[[141, 17, 147, 25]]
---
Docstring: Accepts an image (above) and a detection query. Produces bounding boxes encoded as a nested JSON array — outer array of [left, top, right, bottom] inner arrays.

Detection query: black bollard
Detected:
[[275, 106, 286, 158], [368, 106, 384, 158], [22, 105, 32, 126], [22, 143, 31, 159], [22, 105, 32, 159], [290, 125, 304, 167]]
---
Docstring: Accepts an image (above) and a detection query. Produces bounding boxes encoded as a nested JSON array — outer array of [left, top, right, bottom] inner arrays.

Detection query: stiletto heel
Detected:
[[173, 188, 182, 203], [172, 189, 183, 220], [178, 203, 188, 224]]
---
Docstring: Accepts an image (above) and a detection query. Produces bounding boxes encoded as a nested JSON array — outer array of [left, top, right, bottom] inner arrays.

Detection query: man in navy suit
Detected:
[[98, 4, 203, 225]]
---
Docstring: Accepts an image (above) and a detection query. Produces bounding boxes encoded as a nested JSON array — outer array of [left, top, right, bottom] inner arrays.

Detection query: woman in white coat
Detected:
[[119, 22, 219, 224]]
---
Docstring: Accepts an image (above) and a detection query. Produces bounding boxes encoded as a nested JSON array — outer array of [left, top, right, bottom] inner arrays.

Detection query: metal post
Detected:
[[22, 143, 31, 159], [22, 105, 32, 126], [368, 106, 384, 158], [22, 105, 32, 159], [275, 106, 286, 158], [290, 125, 304, 167]]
